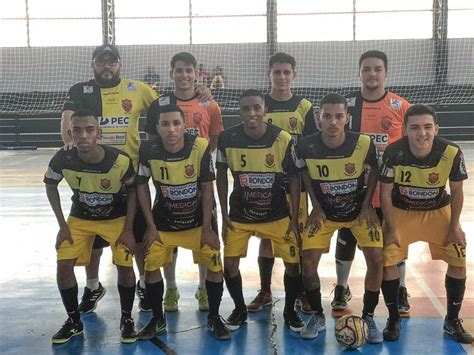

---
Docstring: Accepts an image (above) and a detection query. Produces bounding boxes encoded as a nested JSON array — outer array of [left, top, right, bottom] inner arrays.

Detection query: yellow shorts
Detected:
[[224, 217, 299, 263], [57, 216, 133, 267], [145, 227, 222, 272], [302, 218, 383, 252], [383, 205, 466, 267]]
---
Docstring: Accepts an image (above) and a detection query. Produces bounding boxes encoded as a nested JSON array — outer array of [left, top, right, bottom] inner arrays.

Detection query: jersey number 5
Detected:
[[240, 154, 247, 167]]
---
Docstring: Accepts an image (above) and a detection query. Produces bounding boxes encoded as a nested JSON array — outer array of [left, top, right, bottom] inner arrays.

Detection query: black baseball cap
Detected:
[[92, 44, 121, 60]]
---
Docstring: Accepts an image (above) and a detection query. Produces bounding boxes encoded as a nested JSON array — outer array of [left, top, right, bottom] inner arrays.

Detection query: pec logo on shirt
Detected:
[[193, 112, 202, 125], [122, 99, 133, 113], [288, 117, 298, 129], [265, 153, 275, 168], [427, 172, 439, 185], [344, 163, 356, 176], [185, 164, 195, 178], [381, 116, 392, 131], [100, 178, 111, 190]]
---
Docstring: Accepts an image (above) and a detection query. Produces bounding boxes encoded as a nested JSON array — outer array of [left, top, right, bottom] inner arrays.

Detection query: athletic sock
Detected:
[[305, 288, 323, 314], [258, 256, 274, 293], [146, 280, 165, 319], [446, 275, 466, 321], [198, 264, 207, 289], [397, 261, 407, 287], [381, 279, 400, 320], [335, 260, 353, 288], [163, 252, 178, 289], [139, 275, 146, 289], [224, 272, 246, 310], [118, 283, 135, 318], [362, 289, 380, 318], [86, 278, 100, 291], [283, 272, 299, 313], [206, 279, 224, 318], [59, 284, 80, 322]]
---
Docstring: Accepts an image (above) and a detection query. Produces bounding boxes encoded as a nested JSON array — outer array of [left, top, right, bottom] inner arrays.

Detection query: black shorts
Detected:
[[334, 207, 383, 261], [92, 207, 147, 249]]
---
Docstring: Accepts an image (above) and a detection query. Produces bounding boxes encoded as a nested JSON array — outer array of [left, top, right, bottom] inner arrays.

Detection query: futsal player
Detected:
[[297, 93, 384, 343]]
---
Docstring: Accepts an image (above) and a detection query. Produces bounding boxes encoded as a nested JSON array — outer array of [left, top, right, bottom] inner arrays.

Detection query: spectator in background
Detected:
[[197, 64, 210, 87], [144, 66, 160, 91], [210, 66, 225, 89]]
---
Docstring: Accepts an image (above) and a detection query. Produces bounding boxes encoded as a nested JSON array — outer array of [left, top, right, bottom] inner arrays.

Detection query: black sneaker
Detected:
[[120, 317, 137, 343], [52, 317, 84, 344], [444, 317, 473, 344], [138, 316, 167, 340], [398, 286, 411, 314], [207, 315, 231, 340], [331, 285, 352, 310], [284, 310, 305, 332], [136, 281, 151, 312], [383, 317, 401, 341], [77, 283, 106, 314], [225, 308, 248, 331]]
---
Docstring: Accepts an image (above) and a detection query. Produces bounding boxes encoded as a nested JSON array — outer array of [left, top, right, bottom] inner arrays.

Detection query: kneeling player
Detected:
[[216, 89, 304, 332], [136, 105, 230, 341], [380, 104, 472, 343], [297, 94, 384, 343], [45, 109, 138, 344]]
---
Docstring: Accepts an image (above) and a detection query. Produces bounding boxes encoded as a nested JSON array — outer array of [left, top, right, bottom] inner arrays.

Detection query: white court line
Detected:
[[5, 156, 37, 167]]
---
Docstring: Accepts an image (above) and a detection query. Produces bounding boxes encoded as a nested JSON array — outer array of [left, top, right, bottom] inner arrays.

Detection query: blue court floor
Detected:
[[1, 145, 474, 354]]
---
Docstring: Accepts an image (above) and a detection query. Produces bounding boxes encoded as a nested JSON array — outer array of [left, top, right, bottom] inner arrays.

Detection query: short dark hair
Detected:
[[359, 50, 388, 71], [170, 52, 197, 70], [157, 104, 185, 121], [319, 93, 348, 111], [239, 89, 265, 103], [404, 104, 438, 125], [71, 108, 98, 121], [269, 52, 296, 70]]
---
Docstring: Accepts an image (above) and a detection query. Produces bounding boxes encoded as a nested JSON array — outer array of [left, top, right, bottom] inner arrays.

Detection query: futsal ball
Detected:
[[335, 314, 368, 349]]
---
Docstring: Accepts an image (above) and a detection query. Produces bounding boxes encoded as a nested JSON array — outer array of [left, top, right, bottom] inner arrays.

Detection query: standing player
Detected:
[[380, 104, 472, 343], [145, 52, 224, 312], [136, 105, 230, 340], [297, 93, 383, 343], [216, 89, 304, 332], [248, 52, 317, 314], [45, 109, 138, 344], [332, 50, 411, 314]]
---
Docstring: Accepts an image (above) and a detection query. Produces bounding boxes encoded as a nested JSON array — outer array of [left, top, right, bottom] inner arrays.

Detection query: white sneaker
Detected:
[[301, 312, 326, 339], [363, 315, 383, 344]]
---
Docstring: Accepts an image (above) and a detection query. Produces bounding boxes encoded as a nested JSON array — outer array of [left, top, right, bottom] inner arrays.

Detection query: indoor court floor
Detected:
[[1, 143, 473, 354]]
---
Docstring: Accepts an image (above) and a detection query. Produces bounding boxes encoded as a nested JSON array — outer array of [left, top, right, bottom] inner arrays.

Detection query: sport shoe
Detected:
[[284, 310, 305, 332], [207, 315, 231, 340], [195, 287, 209, 311], [383, 317, 401, 341], [331, 285, 352, 311], [247, 290, 272, 312], [138, 316, 167, 340], [77, 283, 106, 314], [163, 287, 179, 312], [295, 293, 312, 314], [136, 282, 151, 312], [120, 317, 137, 343], [225, 308, 248, 331], [52, 317, 84, 344], [301, 312, 326, 339], [362, 315, 383, 343], [443, 317, 473, 344], [398, 286, 410, 314]]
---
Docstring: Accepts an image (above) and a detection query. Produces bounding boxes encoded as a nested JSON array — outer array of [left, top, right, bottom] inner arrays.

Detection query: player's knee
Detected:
[[383, 265, 398, 280], [206, 269, 223, 282], [366, 251, 383, 270], [57, 259, 75, 287], [447, 265, 466, 279], [116, 265, 135, 287], [223, 257, 239, 278], [284, 263, 300, 278]]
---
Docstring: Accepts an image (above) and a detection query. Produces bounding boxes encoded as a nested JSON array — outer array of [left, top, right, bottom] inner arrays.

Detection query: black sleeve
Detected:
[[121, 157, 137, 189], [302, 104, 318, 136], [283, 141, 299, 177], [215, 132, 228, 170], [145, 99, 161, 135], [449, 149, 468, 182], [136, 143, 152, 185], [62, 84, 84, 112], [379, 148, 395, 183], [365, 140, 378, 169], [43, 150, 64, 185], [199, 145, 216, 182]]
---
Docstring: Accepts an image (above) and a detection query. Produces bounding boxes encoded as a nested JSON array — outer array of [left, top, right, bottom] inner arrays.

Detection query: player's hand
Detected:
[[382, 223, 400, 248], [444, 225, 466, 246], [62, 142, 74, 151], [306, 204, 326, 232], [358, 203, 380, 229], [144, 227, 162, 251], [287, 218, 301, 248], [196, 86, 213, 102], [116, 228, 136, 254], [55, 224, 73, 250], [221, 215, 234, 241], [201, 225, 220, 250]]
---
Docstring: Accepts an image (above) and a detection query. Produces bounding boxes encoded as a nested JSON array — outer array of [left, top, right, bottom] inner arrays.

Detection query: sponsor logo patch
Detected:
[[390, 98, 402, 110], [160, 182, 198, 200], [79, 192, 113, 207], [83, 85, 93, 94], [239, 173, 275, 189], [320, 180, 358, 196], [99, 116, 130, 128], [399, 186, 439, 199]]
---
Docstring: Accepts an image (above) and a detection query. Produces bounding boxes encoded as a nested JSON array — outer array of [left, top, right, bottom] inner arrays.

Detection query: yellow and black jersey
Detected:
[[216, 123, 297, 223], [43, 145, 135, 220], [63, 79, 158, 166], [137, 134, 215, 231], [297, 131, 378, 222], [380, 136, 467, 211], [264, 94, 317, 145]]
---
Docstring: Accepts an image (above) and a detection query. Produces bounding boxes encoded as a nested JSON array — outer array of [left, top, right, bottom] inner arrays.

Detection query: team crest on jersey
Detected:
[[265, 153, 275, 168], [381, 116, 392, 131], [193, 112, 202, 125], [126, 82, 137, 92], [83, 85, 93, 94], [185, 164, 195, 178], [390, 99, 402, 110], [427, 172, 439, 185], [288, 117, 298, 130], [344, 163, 356, 176], [122, 99, 132, 112], [100, 178, 111, 190]]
